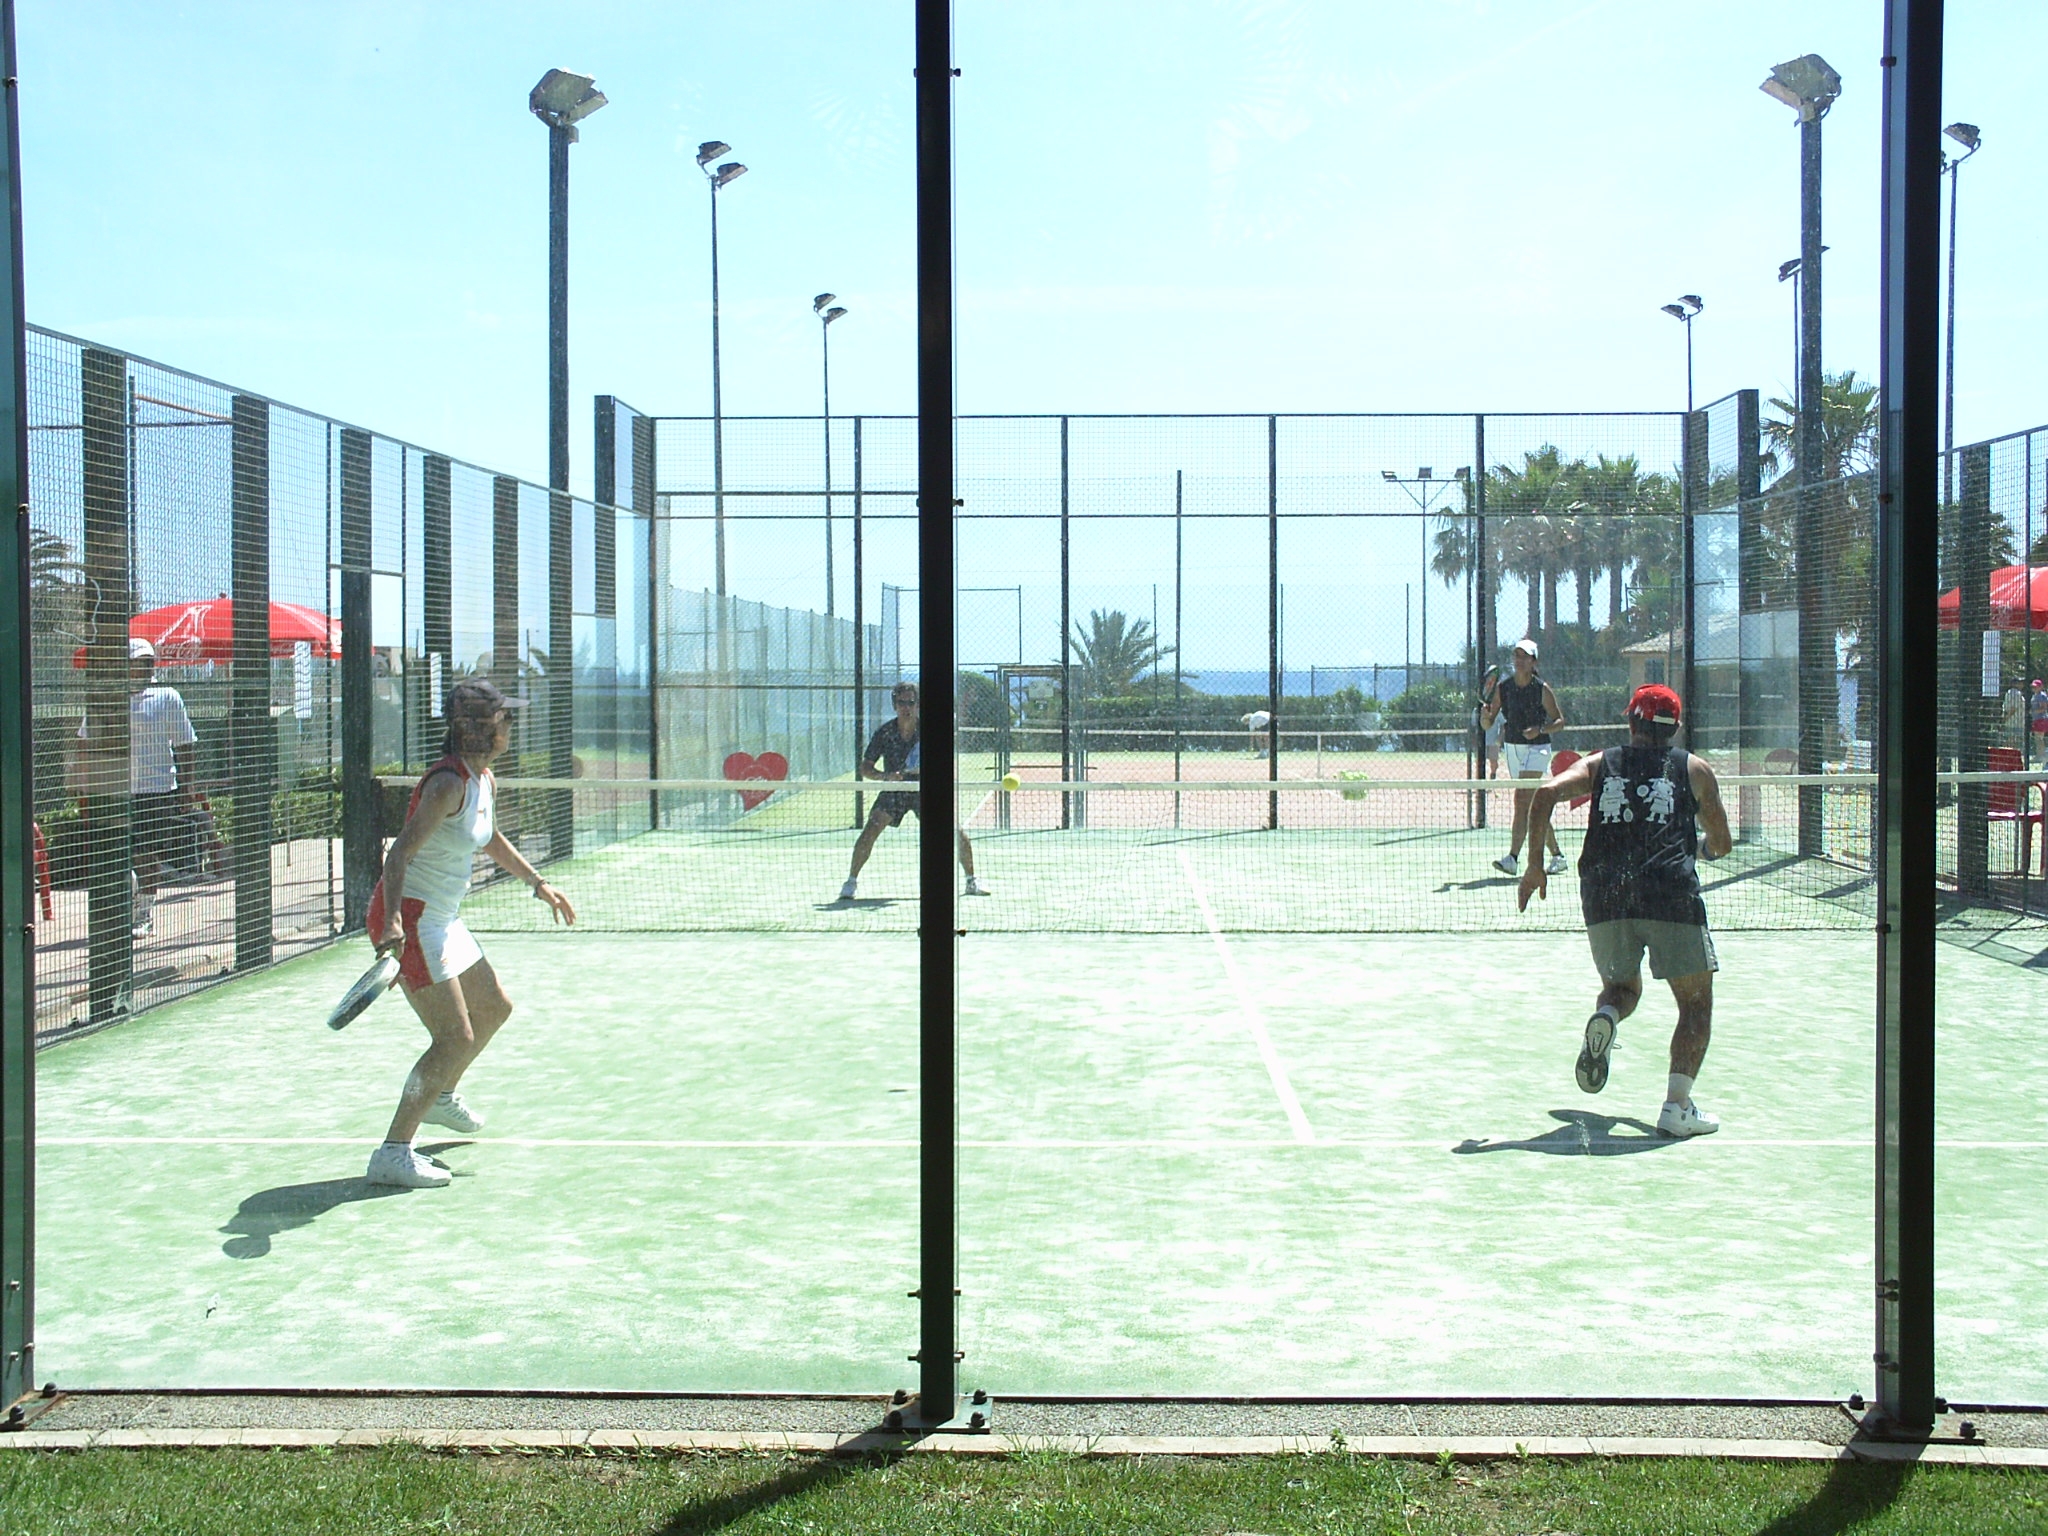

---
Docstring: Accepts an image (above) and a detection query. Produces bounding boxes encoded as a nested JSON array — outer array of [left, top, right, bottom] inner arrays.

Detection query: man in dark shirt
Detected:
[[839, 681, 983, 901], [1478, 637, 1566, 876], [1516, 684, 1732, 1138]]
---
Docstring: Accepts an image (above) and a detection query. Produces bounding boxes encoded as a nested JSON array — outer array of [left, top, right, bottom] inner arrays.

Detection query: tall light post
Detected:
[[1762, 51, 1840, 856], [1658, 294, 1703, 412], [698, 141, 747, 597], [1381, 466, 1469, 672], [1942, 122, 1981, 511], [814, 294, 848, 617], [528, 69, 607, 494]]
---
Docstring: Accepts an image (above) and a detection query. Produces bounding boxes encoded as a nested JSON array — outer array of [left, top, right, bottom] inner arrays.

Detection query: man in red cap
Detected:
[[1515, 683, 1732, 1138]]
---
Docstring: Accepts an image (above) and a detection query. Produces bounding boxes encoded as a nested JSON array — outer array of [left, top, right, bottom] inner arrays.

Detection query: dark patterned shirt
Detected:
[[862, 720, 920, 779]]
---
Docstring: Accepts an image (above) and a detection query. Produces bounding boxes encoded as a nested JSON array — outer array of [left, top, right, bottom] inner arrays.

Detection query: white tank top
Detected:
[[404, 759, 495, 918]]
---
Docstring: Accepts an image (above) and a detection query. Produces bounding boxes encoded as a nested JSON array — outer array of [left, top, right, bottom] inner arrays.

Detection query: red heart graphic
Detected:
[[723, 751, 789, 811]]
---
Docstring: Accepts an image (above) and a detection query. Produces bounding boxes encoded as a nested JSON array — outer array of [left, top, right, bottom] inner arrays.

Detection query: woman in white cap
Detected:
[[363, 679, 576, 1188], [1478, 637, 1566, 876]]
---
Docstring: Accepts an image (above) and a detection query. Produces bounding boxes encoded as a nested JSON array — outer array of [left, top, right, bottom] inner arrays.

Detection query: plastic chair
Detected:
[[1986, 746, 2044, 876]]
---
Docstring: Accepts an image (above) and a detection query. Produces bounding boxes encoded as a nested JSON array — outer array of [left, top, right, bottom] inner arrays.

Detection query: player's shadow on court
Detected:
[[1453, 1111, 1677, 1157], [821, 897, 900, 912], [219, 1143, 468, 1258]]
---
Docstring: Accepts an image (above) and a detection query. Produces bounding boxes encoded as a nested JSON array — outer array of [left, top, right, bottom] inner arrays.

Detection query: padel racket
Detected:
[[1549, 747, 1591, 810], [1477, 664, 1502, 705], [327, 949, 402, 1031]]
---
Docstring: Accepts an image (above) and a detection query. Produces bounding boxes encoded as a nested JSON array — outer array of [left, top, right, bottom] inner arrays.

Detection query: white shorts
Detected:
[[1503, 741, 1554, 777]]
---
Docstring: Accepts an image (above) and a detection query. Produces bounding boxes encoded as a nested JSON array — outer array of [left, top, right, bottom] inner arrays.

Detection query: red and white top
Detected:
[[382, 756, 495, 921]]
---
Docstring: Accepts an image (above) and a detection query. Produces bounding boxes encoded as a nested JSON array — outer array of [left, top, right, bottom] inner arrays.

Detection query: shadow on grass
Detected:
[[653, 1452, 886, 1535], [220, 1143, 468, 1257], [1453, 1109, 1678, 1157], [1747, 1454, 1912, 1535]]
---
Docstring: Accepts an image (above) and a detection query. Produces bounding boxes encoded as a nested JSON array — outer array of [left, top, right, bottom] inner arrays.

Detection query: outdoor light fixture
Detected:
[[713, 162, 747, 188], [1760, 54, 1841, 120], [529, 69, 607, 140], [1661, 303, 1688, 320], [697, 140, 731, 166], [813, 293, 837, 312], [700, 141, 747, 598], [1661, 295, 1704, 412], [822, 306, 847, 325], [1778, 259, 1802, 282], [1944, 122, 1981, 153], [1381, 470, 1398, 481], [1679, 294, 1703, 314], [1453, 467, 1470, 481]]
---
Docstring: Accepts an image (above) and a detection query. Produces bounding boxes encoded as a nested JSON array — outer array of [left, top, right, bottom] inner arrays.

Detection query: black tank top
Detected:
[[1497, 675, 1550, 745], [1578, 745, 1707, 926]]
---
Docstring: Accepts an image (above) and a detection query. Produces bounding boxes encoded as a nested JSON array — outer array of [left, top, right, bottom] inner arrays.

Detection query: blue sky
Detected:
[[17, 1, 2044, 670]]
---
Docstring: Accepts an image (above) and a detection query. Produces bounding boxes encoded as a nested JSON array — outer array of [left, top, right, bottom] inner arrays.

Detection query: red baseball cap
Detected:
[[1627, 683, 1682, 726]]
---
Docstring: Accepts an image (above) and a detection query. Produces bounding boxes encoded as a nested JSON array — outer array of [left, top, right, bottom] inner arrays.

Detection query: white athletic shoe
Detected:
[[421, 1090, 484, 1134], [1492, 853, 1519, 875], [839, 879, 858, 901], [1576, 1012, 1617, 1094], [1658, 1099, 1721, 1138], [964, 876, 986, 896], [1545, 853, 1568, 875], [365, 1142, 451, 1188]]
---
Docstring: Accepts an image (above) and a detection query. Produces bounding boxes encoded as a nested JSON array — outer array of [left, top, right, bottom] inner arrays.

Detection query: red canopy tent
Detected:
[[1937, 564, 2048, 631], [71, 598, 341, 668]]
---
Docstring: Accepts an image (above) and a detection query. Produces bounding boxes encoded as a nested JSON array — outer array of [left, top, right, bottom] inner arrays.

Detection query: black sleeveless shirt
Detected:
[[1578, 745, 1707, 927], [1496, 675, 1551, 745]]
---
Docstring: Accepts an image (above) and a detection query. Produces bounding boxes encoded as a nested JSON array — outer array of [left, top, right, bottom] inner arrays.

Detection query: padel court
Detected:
[[34, 801, 2048, 1402]]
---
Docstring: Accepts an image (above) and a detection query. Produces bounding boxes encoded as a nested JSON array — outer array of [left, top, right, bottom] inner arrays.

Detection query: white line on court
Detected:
[[1176, 847, 1316, 1144], [36, 1136, 2034, 1150]]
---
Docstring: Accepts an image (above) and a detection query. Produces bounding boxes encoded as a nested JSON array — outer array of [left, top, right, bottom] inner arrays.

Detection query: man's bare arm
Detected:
[[1689, 755, 1733, 858]]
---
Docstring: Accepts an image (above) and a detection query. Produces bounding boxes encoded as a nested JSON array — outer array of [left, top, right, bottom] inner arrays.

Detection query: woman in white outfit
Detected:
[[364, 679, 576, 1188]]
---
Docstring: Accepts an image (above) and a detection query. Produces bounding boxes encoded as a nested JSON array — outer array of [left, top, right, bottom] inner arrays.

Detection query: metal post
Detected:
[[547, 488, 574, 860], [547, 126, 570, 496], [1174, 469, 1184, 824], [1874, 0, 1941, 1436], [230, 396, 273, 970], [338, 430, 377, 933], [1735, 389, 1764, 834], [1681, 409, 1706, 744], [1796, 108, 1829, 854], [1473, 414, 1489, 830], [822, 319, 835, 618], [632, 411, 657, 829], [423, 454, 452, 761], [853, 417, 865, 829], [1267, 415, 1279, 829], [1953, 442, 1992, 892], [710, 182, 727, 600], [79, 348, 132, 1022], [1059, 416, 1071, 830], [0, 3, 35, 1406], [1942, 147, 1961, 513], [913, 0, 962, 1430]]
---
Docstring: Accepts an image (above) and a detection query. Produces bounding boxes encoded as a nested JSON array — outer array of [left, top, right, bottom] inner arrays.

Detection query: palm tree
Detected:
[[1069, 608, 1175, 697], [1761, 369, 1879, 485]]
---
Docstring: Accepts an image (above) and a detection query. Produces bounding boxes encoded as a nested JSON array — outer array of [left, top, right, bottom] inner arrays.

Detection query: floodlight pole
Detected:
[[821, 310, 836, 616], [547, 126, 570, 492], [709, 178, 728, 598], [1874, 0, 1941, 1437], [1941, 130, 1978, 512]]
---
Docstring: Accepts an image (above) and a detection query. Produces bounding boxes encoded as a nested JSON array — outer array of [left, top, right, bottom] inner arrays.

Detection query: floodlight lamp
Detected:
[[1418, 467, 1433, 480], [1661, 303, 1688, 320], [1944, 122, 1981, 152], [529, 70, 606, 137], [813, 293, 837, 312], [1453, 467, 1470, 481], [823, 306, 848, 325], [697, 141, 732, 166], [1778, 258, 1802, 281], [1679, 294, 1703, 313], [713, 162, 747, 187], [1381, 470, 1399, 482], [1760, 54, 1841, 121]]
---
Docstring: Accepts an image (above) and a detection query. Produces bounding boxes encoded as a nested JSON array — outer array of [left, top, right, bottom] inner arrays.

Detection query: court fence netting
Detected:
[[25, 334, 2048, 1035]]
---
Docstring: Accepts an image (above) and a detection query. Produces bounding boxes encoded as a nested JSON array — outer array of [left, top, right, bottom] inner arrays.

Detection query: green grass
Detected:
[[1, 1447, 2044, 1535]]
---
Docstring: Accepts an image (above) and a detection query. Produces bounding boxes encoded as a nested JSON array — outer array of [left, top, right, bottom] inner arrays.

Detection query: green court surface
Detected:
[[33, 924, 2048, 1402]]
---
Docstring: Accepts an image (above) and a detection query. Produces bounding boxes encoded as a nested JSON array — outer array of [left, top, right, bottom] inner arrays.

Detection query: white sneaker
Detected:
[[964, 876, 986, 896], [1492, 853, 1519, 875], [365, 1142, 451, 1188], [1545, 853, 1568, 875], [1658, 1099, 1720, 1138], [839, 879, 858, 901], [421, 1090, 484, 1134], [1576, 1012, 1617, 1094]]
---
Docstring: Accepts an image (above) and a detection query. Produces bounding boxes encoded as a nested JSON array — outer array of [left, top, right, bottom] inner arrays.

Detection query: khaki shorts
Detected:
[[1587, 918, 1718, 983], [1502, 741, 1553, 777]]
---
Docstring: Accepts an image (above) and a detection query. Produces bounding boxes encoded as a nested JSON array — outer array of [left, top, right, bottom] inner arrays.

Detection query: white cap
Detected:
[[1512, 637, 1538, 658], [128, 637, 157, 662]]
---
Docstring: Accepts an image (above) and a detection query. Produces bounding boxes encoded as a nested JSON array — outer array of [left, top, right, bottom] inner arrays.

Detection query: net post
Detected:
[[80, 346, 133, 1022], [338, 429, 377, 933], [1267, 415, 1279, 830], [0, 2, 35, 1406], [230, 396, 274, 970], [914, 0, 960, 1429], [1951, 441, 1992, 892], [1874, 0, 1941, 1436]]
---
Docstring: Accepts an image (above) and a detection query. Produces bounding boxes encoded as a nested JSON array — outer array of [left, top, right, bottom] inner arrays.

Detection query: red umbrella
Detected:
[[1937, 565, 2048, 632], [71, 598, 341, 668]]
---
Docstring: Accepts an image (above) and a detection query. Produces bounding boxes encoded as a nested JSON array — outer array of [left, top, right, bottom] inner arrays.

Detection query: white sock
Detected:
[[435, 1091, 456, 1104], [381, 1139, 412, 1152], [1596, 1004, 1621, 1025], [1667, 1073, 1694, 1105]]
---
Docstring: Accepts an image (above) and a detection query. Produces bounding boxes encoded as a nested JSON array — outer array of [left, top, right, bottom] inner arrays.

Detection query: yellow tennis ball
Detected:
[[1001, 773, 1021, 792]]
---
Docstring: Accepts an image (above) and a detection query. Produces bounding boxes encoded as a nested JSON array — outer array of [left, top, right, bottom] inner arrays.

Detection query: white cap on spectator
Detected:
[[129, 638, 157, 662], [1512, 637, 1538, 658]]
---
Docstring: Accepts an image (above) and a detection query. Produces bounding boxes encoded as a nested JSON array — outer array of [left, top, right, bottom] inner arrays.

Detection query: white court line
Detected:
[[1175, 848, 1316, 1144], [35, 1136, 2035, 1150]]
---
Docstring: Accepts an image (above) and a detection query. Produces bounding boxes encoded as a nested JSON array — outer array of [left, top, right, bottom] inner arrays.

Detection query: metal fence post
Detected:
[[230, 396, 273, 970], [0, 3, 35, 1406], [79, 348, 132, 1020], [1473, 414, 1489, 830], [1681, 409, 1707, 743], [1059, 415, 1071, 830], [631, 410, 657, 829], [1874, 0, 1941, 1435], [853, 416, 865, 829], [1952, 441, 1993, 892], [1267, 415, 1279, 829], [547, 488, 574, 860], [338, 429, 376, 933]]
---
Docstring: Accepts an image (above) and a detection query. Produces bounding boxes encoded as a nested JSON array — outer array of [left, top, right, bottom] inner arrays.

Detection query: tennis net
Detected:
[[378, 769, 2021, 936]]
